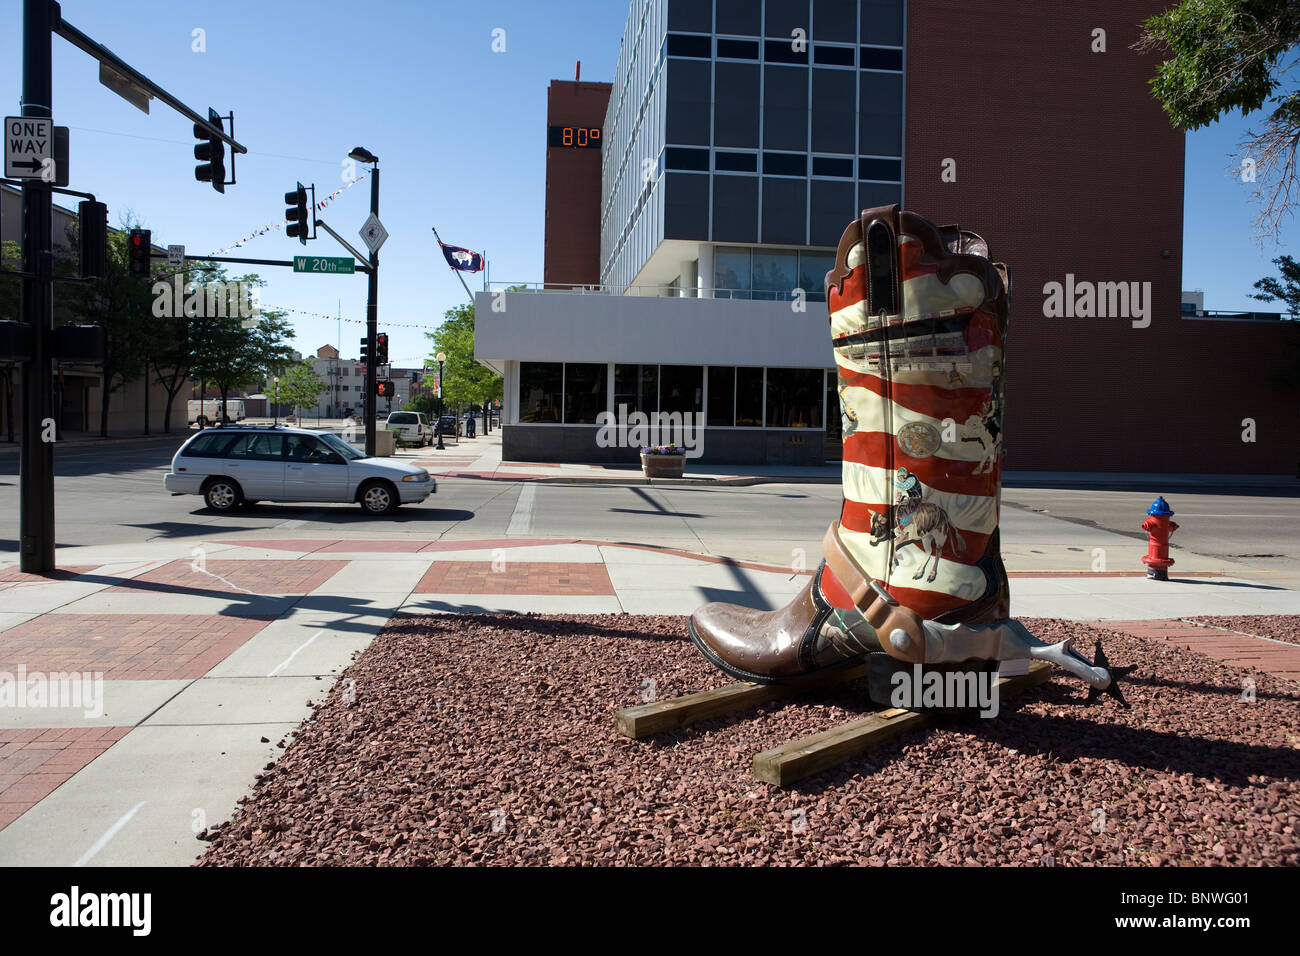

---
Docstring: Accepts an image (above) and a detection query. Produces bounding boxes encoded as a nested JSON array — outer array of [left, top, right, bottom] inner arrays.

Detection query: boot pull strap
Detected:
[[865, 218, 897, 317]]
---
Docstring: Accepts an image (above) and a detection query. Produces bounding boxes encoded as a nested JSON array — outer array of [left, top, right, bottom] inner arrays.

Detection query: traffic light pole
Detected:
[[19, 0, 56, 572], [364, 167, 379, 457]]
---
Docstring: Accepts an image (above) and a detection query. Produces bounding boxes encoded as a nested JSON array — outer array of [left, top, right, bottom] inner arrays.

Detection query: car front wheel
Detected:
[[359, 480, 399, 516], [203, 478, 243, 512]]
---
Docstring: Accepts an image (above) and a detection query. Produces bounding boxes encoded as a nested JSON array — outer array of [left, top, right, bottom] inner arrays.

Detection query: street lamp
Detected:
[[349, 146, 380, 455], [435, 351, 446, 450]]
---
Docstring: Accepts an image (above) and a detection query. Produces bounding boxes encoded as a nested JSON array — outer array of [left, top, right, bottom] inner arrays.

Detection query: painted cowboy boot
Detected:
[[689, 205, 1124, 698]]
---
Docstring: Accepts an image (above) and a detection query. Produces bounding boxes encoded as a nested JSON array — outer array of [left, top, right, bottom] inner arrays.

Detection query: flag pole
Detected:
[[431, 225, 476, 305]]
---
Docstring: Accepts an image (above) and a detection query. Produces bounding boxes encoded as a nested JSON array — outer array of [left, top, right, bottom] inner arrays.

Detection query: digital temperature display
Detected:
[[548, 125, 602, 149]]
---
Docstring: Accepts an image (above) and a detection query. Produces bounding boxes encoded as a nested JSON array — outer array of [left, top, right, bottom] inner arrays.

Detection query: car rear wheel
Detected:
[[359, 480, 399, 516], [203, 477, 243, 513], [196, 415, 209, 428]]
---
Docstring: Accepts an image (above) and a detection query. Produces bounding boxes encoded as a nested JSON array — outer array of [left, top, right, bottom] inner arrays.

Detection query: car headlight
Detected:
[[401, 473, 427, 482]]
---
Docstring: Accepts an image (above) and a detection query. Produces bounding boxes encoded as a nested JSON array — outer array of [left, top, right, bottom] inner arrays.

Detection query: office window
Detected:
[[766, 367, 824, 427], [712, 176, 759, 243], [763, 152, 808, 176], [736, 367, 764, 426], [715, 151, 758, 172], [764, 39, 809, 65], [614, 364, 659, 415], [716, 0, 760, 36], [752, 250, 799, 300], [667, 58, 711, 145], [813, 44, 855, 66], [667, 34, 712, 58], [666, 147, 710, 171], [707, 367, 735, 426], [859, 157, 902, 181], [665, 172, 710, 240], [861, 0, 904, 46], [714, 247, 752, 299], [799, 247, 837, 301], [668, 0, 711, 33], [714, 62, 761, 148], [860, 46, 903, 71], [564, 363, 607, 424], [859, 71, 904, 156], [660, 365, 704, 417], [716, 38, 759, 60], [763, 66, 809, 151], [812, 68, 856, 153], [762, 177, 807, 245], [814, 0, 858, 40], [812, 156, 853, 177], [519, 362, 562, 422], [766, 0, 811, 38]]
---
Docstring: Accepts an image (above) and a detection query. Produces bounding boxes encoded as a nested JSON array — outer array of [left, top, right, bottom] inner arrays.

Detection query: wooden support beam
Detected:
[[751, 662, 1053, 787], [615, 662, 869, 740]]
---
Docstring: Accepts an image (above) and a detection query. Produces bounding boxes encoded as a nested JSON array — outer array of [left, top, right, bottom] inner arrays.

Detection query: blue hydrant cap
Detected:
[[1147, 496, 1174, 516]]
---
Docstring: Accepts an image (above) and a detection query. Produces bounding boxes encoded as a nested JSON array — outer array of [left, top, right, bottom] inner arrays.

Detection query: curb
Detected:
[[0, 434, 186, 456]]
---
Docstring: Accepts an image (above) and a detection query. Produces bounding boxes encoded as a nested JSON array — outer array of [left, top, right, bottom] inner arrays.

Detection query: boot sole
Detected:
[[687, 617, 868, 687]]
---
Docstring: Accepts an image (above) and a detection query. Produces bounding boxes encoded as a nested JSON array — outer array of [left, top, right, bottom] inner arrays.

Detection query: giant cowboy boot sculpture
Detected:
[[689, 205, 1127, 703]]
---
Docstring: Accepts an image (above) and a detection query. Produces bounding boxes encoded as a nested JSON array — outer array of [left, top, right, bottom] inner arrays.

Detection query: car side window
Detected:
[[184, 433, 235, 457], [226, 434, 285, 461], [285, 435, 336, 463]]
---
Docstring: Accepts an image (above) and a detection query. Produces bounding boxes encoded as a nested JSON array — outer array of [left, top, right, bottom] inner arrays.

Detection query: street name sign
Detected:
[[294, 255, 356, 275], [5, 116, 52, 178]]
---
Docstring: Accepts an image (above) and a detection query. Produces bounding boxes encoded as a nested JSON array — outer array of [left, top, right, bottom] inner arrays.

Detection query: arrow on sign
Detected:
[[10, 158, 42, 172]]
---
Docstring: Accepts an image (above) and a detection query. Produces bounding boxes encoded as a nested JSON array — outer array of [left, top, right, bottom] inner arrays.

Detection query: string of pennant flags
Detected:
[[205, 171, 372, 256], [262, 303, 444, 330]]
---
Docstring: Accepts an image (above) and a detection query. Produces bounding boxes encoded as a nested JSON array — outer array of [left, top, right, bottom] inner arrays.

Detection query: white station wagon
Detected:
[[163, 424, 435, 516]]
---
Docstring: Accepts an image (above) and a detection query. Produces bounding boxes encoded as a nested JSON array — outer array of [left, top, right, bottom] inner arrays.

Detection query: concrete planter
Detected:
[[640, 453, 685, 479]]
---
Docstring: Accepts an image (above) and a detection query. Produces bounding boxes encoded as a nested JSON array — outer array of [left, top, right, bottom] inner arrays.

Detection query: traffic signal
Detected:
[[376, 380, 394, 399], [78, 200, 108, 279], [376, 332, 389, 364], [285, 182, 309, 245], [193, 108, 226, 193], [359, 336, 370, 363], [128, 228, 151, 279]]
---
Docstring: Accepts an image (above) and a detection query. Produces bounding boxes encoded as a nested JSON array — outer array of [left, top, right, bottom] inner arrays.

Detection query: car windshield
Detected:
[[316, 432, 365, 460], [388, 413, 417, 424]]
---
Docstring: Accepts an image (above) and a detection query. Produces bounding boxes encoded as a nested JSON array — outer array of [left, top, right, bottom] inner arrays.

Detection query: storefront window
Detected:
[[659, 365, 703, 415], [736, 367, 764, 426], [707, 367, 735, 425], [713, 247, 751, 299], [798, 251, 835, 302], [752, 251, 799, 301], [765, 367, 824, 427], [614, 364, 659, 414], [519, 362, 562, 422], [563, 363, 608, 424]]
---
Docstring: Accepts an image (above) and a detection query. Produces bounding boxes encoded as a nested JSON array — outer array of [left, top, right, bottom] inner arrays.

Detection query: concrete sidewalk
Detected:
[[0, 507, 1297, 864]]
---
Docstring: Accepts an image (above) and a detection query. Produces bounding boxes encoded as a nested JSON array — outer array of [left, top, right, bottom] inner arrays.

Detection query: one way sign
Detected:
[[5, 116, 53, 179]]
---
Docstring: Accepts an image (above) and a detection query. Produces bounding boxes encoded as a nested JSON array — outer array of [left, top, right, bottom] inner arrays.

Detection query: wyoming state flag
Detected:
[[439, 242, 484, 273]]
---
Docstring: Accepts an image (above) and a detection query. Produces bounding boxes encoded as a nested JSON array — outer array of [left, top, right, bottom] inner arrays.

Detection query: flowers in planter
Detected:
[[640, 444, 684, 456]]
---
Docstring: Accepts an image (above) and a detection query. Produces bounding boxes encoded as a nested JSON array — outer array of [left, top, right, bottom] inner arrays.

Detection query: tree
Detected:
[[1250, 254, 1300, 390], [1138, 0, 1300, 241], [69, 225, 152, 437], [189, 274, 295, 420], [277, 359, 326, 420], [425, 300, 503, 416]]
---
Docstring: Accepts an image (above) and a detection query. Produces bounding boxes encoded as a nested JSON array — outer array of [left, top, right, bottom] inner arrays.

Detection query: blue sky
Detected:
[[3, 0, 1294, 370]]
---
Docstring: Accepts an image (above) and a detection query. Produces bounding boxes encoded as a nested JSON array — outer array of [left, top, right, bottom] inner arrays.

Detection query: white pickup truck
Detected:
[[188, 399, 245, 426]]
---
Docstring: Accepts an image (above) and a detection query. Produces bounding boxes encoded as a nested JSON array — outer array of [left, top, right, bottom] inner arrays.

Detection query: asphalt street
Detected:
[[1, 438, 1297, 579]]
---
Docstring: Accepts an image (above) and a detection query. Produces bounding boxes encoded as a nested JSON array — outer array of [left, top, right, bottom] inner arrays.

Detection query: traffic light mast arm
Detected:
[[313, 219, 374, 274], [51, 8, 247, 154]]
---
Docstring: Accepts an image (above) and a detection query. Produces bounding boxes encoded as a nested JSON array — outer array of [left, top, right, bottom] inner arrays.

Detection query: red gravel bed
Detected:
[[197, 614, 1300, 866], [1185, 615, 1300, 646]]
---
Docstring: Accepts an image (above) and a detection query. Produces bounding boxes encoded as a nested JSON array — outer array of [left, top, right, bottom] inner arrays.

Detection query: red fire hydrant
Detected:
[[1141, 496, 1178, 581]]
